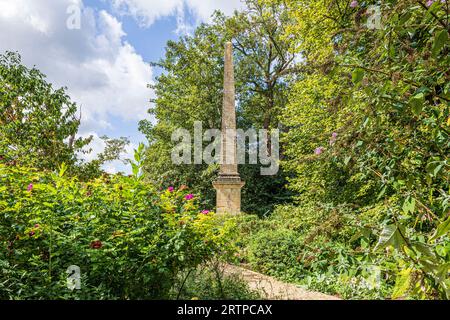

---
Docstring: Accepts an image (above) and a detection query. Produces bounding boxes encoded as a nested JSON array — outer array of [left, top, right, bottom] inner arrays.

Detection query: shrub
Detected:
[[239, 203, 404, 299], [247, 228, 304, 280], [0, 163, 234, 299]]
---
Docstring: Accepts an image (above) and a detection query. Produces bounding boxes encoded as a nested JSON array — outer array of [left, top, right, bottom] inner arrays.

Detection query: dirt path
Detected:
[[222, 264, 340, 300]]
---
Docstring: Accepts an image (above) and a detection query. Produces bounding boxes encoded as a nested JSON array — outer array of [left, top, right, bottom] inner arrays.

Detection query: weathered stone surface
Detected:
[[213, 179, 245, 215], [214, 41, 244, 215], [219, 42, 238, 176]]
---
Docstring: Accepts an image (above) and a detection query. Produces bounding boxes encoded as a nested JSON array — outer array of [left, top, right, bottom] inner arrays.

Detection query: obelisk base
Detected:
[[213, 175, 245, 215]]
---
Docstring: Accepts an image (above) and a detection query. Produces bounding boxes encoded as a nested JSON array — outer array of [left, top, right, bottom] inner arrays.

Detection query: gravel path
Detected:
[[223, 264, 341, 300]]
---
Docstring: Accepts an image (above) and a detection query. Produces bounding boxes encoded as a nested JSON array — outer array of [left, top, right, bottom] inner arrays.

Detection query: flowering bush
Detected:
[[0, 163, 234, 299]]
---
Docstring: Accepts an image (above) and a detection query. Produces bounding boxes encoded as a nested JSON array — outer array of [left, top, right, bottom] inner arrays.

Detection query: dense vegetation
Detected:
[[138, 2, 297, 215], [0, 52, 131, 180], [1, 0, 448, 300], [0, 158, 248, 299], [141, 0, 449, 299], [0, 51, 256, 300]]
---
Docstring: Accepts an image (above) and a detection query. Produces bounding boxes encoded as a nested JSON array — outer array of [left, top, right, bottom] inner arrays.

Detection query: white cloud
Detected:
[[0, 0, 153, 134], [77, 132, 106, 163], [0, 0, 242, 174], [110, 0, 244, 31], [185, 0, 243, 21], [78, 132, 137, 174], [111, 0, 183, 27]]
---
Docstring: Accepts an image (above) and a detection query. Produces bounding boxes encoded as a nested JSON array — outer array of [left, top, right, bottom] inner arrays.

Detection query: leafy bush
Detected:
[[277, 0, 450, 299], [248, 228, 303, 280], [238, 200, 449, 299], [0, 163, 234, 299], [237, 204, 390, 299]]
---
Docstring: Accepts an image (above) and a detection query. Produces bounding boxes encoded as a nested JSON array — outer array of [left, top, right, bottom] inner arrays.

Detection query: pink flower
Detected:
[[201, 210, 210, 215], [426, 0, 434, 6], [329, 132, 338, 145], [34, 224, 40, 228], [29, 231, 35, 237], [185, 194, 194, 200], [27, 183, 33, 192], [314, 147, 325, 155], [350, 0, 358, 8], [168, 186, 174, 192]]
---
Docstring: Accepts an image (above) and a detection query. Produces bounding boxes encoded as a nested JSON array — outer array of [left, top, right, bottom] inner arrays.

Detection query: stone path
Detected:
[[222, 264, 340, 300]]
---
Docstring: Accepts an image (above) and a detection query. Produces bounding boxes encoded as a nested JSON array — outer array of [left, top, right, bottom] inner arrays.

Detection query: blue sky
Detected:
[[0, 0, 242, 173], [85, 0, 180, 67], [82, 0, 182, 158]]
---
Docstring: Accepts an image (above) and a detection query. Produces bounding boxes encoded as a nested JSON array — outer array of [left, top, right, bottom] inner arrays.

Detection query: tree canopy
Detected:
[[0, 52, 90, 170]]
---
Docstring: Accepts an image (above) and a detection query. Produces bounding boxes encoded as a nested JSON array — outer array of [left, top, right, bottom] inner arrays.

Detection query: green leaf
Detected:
[[402, 197, 416, 214], [352, 68, 364, 85], [426, 161, 444, 177], [350, 231, 363, 243], [377, 185, 387, 200], [432, 29, 448, 58], [399, 12, 412, 25], [409, 92, 424, 115], [430, 216, 450, 242], [435, 244, 447, 257], [392, 268, 412, 299], [344, 156, 351, 165], [374, 224, 407, 251], [412, 242, 436, 262], [421, 260, 449, 285], [138, 143, 145, 154], [131, 163, 139, 177], [134, 151, 141, 163], [58, 162, 68, 177], [350, 227, 372, 243]]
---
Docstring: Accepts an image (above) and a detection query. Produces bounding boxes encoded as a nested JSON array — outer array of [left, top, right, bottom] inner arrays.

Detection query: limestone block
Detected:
[[213, 179, 245, 215]]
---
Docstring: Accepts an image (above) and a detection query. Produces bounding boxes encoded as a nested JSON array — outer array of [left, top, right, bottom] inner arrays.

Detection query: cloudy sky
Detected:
[[0, 0, 243, 173]]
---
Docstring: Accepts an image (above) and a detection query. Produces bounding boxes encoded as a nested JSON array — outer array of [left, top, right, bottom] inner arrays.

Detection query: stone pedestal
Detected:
[[213, 176, 245, 215]]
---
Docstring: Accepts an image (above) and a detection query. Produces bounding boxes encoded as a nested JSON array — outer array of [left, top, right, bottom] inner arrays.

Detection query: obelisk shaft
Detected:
[[213, 41, 244, 215], [220, 42, 238, 176]]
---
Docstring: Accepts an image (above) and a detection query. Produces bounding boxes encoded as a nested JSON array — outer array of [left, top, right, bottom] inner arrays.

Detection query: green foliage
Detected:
[[248, 228, 303, 279], [2, 0, 448, 301], [0, 51, 131, 180], [139, 0, 297, 216], [270, 0, 450, 299], [0, 52, 90, 170], [236, 204, 397, 299], [0, 163, 234, 299]]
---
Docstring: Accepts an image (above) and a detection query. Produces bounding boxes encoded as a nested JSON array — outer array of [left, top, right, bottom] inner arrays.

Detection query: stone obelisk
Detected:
[[213, 42, 244, 215]]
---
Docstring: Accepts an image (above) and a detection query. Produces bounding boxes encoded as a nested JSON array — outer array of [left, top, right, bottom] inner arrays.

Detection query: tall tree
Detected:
[[0, 52, 90, 170], [139, 0, 297, 214], [216, 0, 298, 133]]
